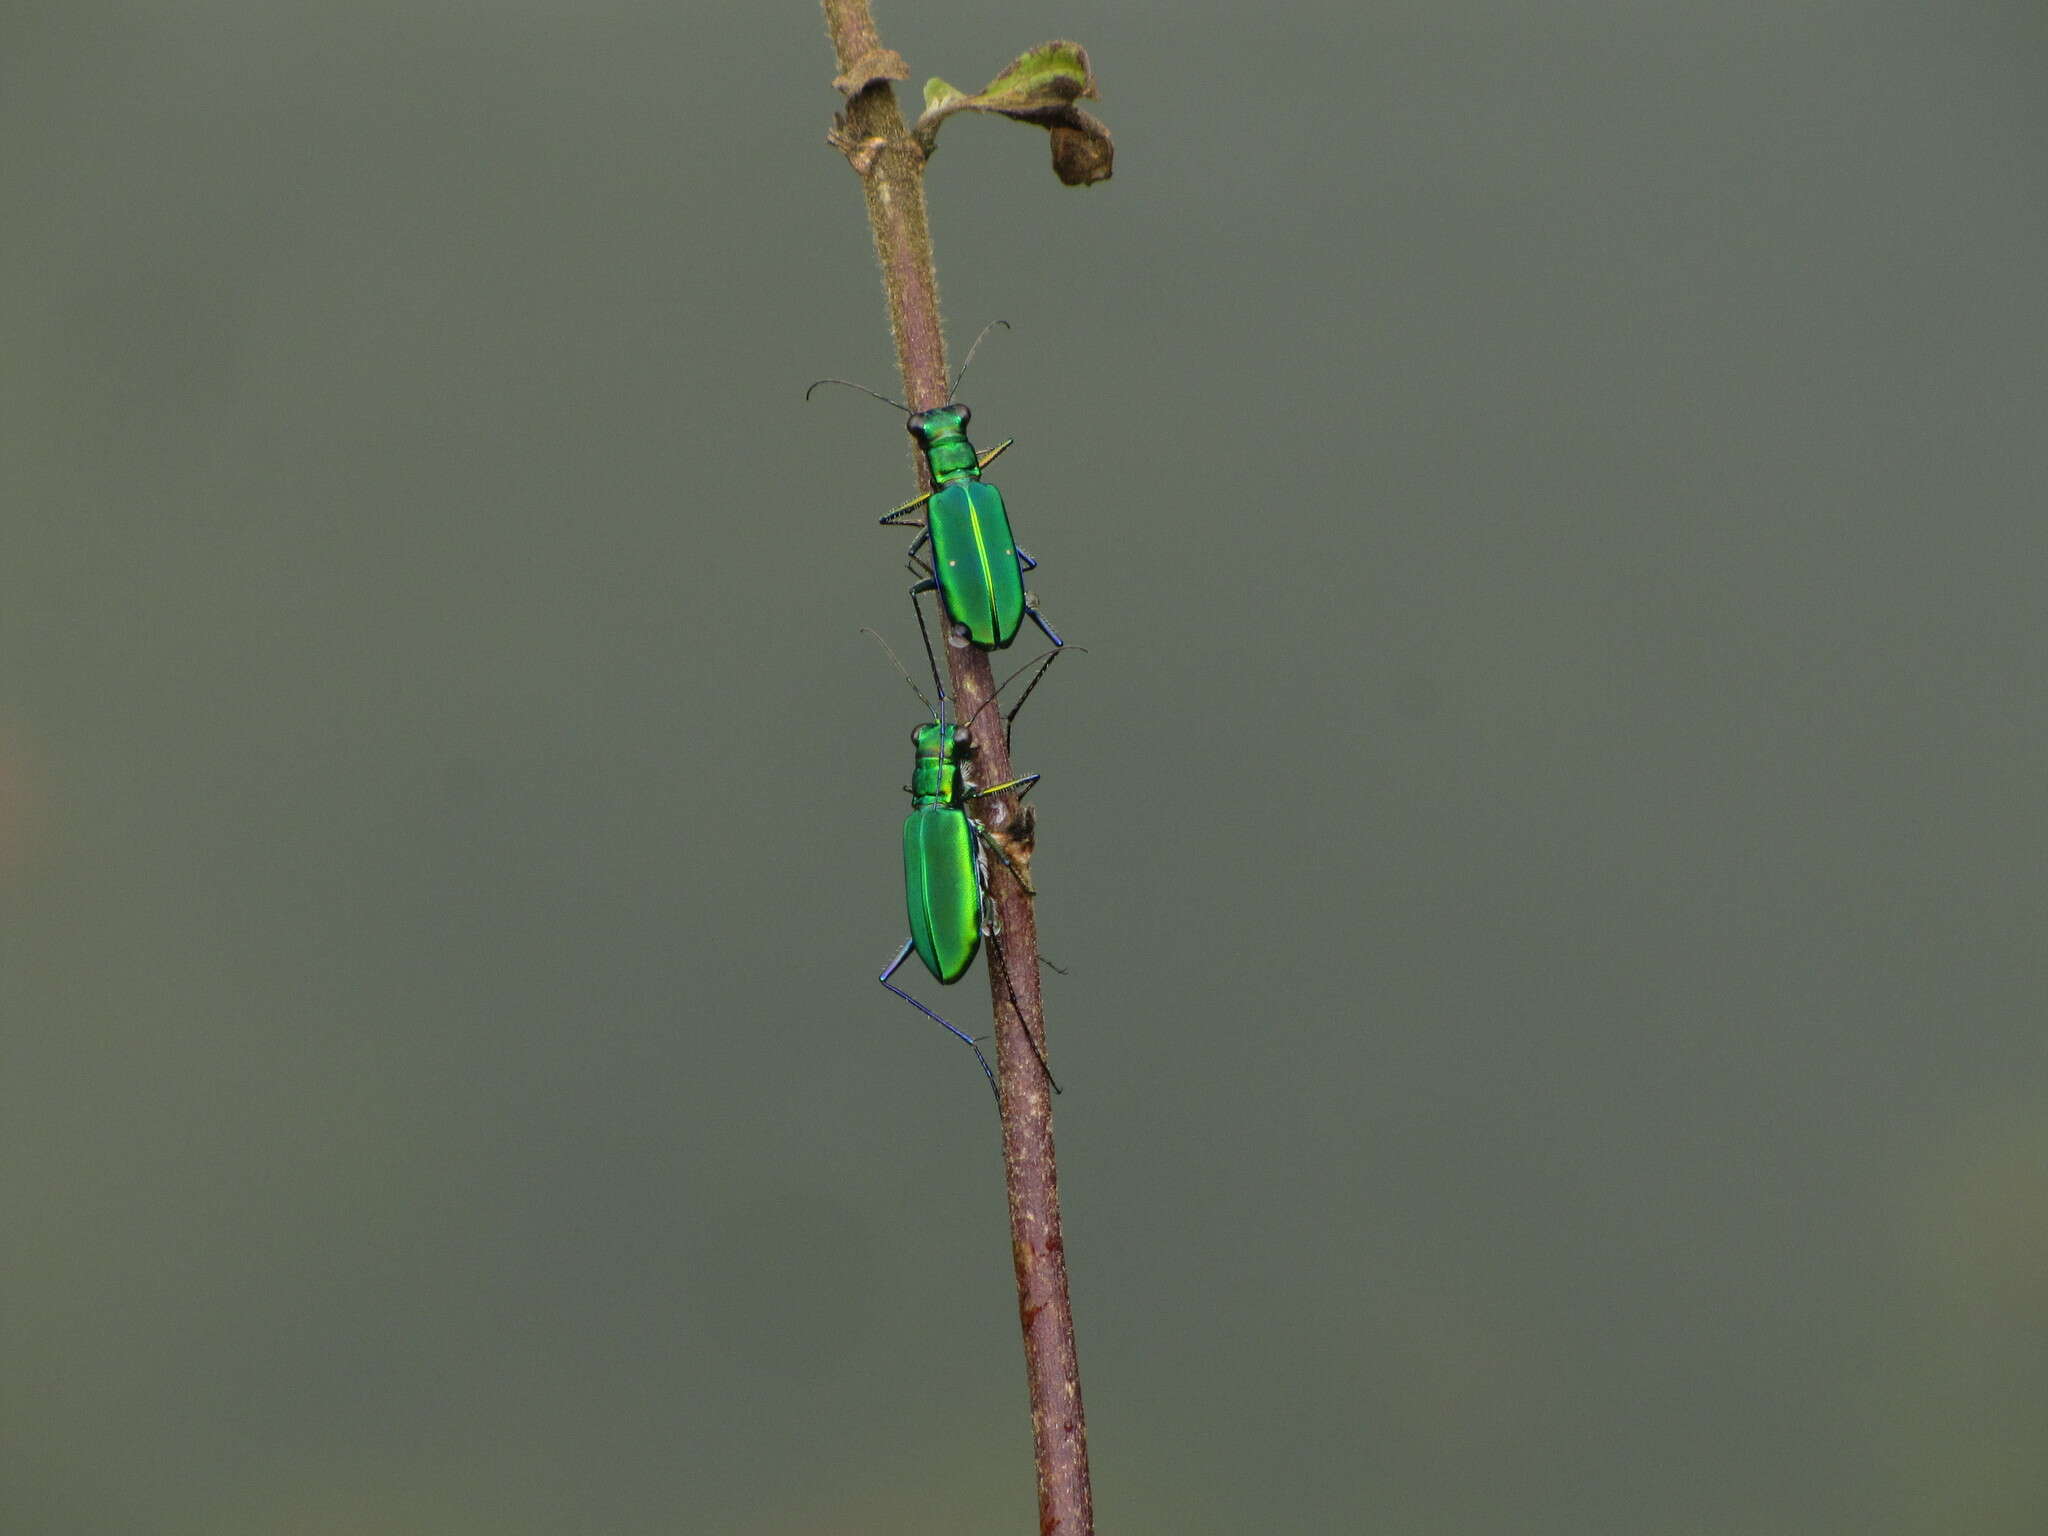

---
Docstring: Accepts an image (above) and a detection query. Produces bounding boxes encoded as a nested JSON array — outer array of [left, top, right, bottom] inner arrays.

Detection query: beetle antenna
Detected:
[[960, 645, 1074, 736], [950, 319, 1011, 397], [805, 378, 909, 412], [860, 626, 935, 717], [1001, 644, 1084, 727]]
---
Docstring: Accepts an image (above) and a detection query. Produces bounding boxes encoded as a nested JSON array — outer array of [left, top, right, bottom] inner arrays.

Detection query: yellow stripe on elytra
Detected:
[[965, 496, 998, 632]]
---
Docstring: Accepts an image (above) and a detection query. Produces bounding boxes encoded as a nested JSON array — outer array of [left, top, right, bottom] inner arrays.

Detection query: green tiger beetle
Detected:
[[868, 626, 1064, 1099], [808, 323, 1064, 651]]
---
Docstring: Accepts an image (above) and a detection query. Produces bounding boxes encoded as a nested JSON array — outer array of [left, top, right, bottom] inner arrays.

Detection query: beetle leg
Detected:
[[879, 938, 998, 1099], [960, 842, 1062, 1093], [975, 901, 1065, 1096], [909, 587, 946, 702], [880, 491, 935, 526], [964, 772, 1040, 804], [966, 816, 1036, 895], [1022, 602, 1063, 648]]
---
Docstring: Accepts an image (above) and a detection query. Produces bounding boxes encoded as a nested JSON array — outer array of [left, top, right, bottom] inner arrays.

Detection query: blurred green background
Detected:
[[5, 3, 2046, 1532]]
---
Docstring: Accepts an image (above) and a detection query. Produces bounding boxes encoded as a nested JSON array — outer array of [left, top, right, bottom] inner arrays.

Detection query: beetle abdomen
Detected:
[[904, 806, 980, 981], [925, 480, 1026, 647]]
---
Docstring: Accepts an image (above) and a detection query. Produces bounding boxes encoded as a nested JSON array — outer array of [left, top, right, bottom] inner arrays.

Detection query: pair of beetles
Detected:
[[812, 338, 1065, 1099]]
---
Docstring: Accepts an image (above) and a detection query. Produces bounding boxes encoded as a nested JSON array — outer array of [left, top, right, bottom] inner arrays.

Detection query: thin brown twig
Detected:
[[819, 4, 1094, 1532]]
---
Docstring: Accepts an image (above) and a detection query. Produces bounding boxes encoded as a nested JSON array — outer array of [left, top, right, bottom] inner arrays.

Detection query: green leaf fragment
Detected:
[[911, 40, 1113, 186], [976, 41, 1096, 109]]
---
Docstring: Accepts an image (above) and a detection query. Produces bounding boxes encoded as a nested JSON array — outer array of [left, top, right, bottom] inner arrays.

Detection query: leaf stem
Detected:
[[820, 6, 1095, 1532]]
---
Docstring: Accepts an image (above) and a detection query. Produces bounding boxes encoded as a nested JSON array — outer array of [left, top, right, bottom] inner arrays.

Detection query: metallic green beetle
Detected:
[[882, 401, 1064, 651], [867, 623, 1066, 1097], [878, 705, 1040, 1095], [807, 323, 1064, 650]]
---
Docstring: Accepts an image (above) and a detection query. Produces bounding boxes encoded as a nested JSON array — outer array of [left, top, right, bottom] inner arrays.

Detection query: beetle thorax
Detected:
[[909, 721, 964, 807], [908, 404, 980, 487]]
